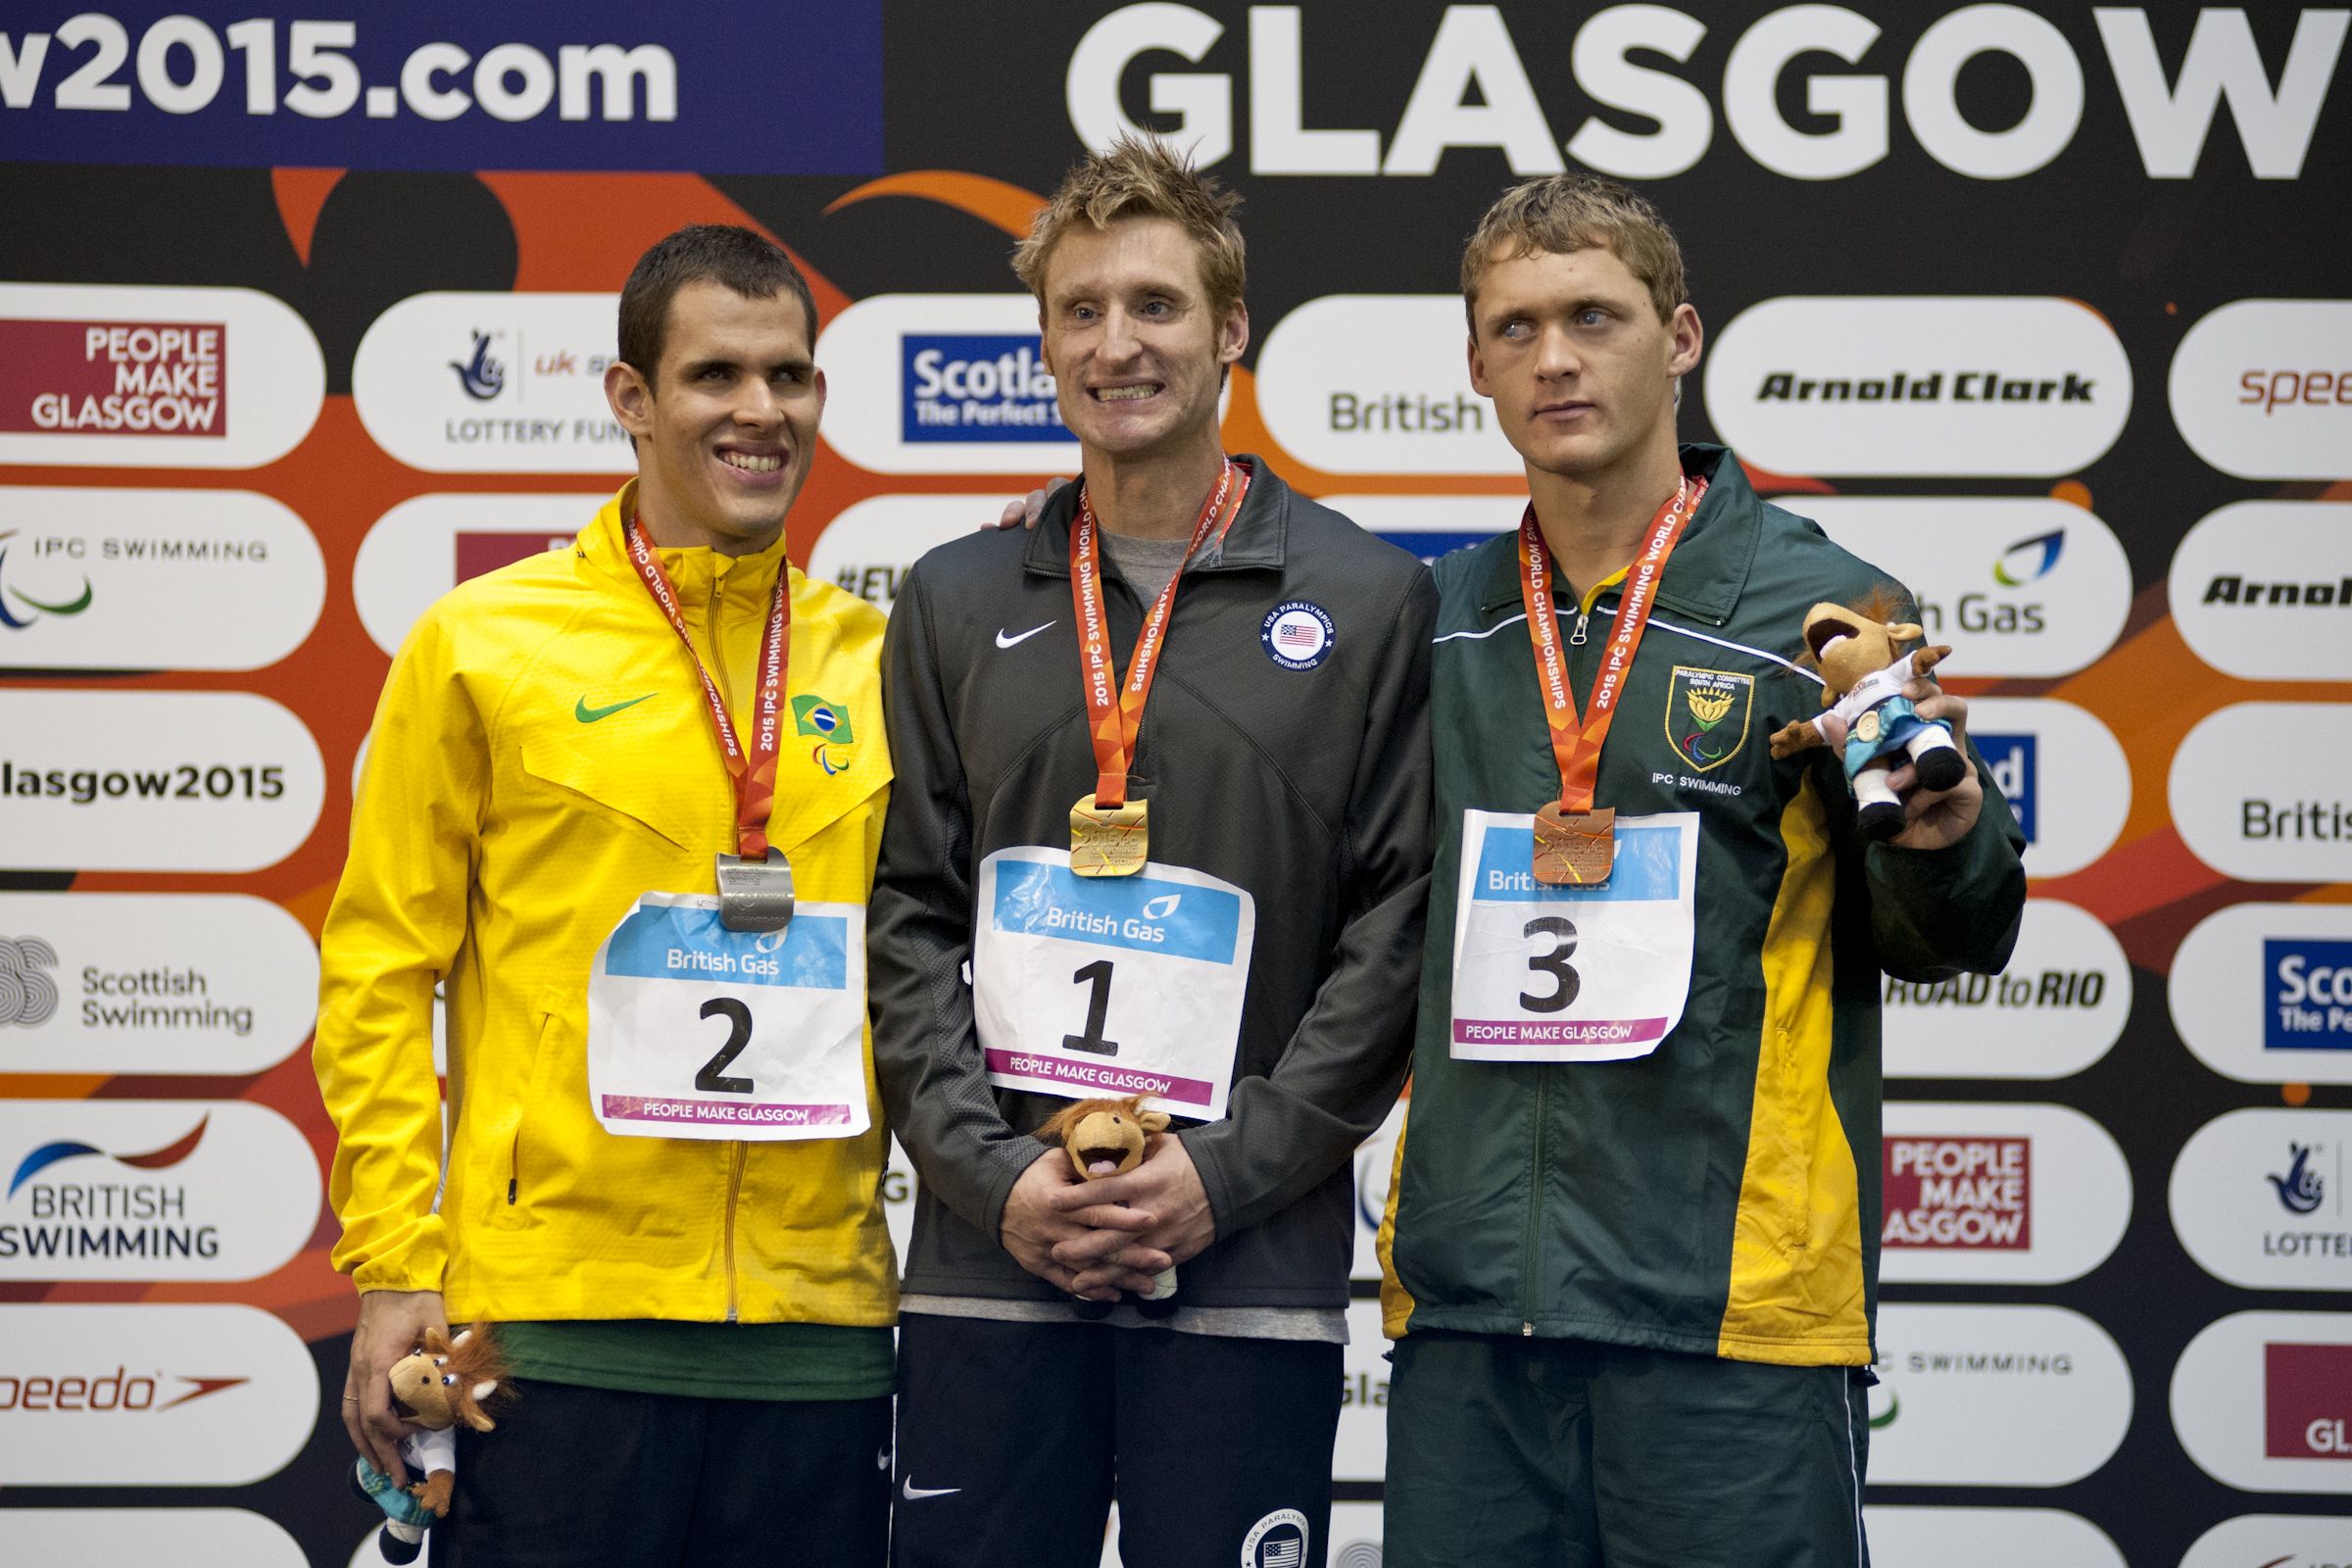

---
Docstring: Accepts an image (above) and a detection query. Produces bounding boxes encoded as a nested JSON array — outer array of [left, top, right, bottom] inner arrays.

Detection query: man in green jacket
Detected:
[[1378, 176, 2026, 1564]]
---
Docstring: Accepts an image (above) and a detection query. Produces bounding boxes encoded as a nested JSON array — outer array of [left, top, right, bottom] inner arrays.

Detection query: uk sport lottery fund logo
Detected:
[[2172, 1109, 2352, 1292], [353, 294, 632, 473]]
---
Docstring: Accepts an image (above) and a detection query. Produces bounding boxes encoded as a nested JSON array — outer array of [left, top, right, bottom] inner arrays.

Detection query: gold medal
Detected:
[[1071, 794, 1150, 877], [1534, 804, 1615, 886]]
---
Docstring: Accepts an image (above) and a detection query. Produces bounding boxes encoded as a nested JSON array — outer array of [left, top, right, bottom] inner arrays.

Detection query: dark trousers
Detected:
[[1383, 1331, 1870, 1568], [435, 1377, 892, 1568], [891, 1312, 1344, 1568]]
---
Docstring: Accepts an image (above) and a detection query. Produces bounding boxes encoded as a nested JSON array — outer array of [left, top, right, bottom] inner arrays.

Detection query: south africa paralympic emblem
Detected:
[[1665, 666, 1752, 771]]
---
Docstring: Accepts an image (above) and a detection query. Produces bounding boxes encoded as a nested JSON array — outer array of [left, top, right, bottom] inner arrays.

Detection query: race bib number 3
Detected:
[[1450, 809, 1698, 1062], [586, 893, 871, 1141], [974, 848, 1254, 1119]]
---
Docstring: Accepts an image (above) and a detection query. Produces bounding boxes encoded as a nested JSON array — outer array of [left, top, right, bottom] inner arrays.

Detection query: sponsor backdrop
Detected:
[[0, 2, 2346, 1562]]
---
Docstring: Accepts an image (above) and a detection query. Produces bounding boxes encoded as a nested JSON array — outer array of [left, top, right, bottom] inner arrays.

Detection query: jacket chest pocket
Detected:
[[515, 718, 724, 852]]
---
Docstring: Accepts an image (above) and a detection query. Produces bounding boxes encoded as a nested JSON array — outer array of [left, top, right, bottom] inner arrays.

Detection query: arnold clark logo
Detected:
[[1255, 297, 1523, 475], [1704, 297, 2130, 478], [2174, 904, 2352, 1087], [0, 689, 324, 873], [807, 494, 1023, 619], [0, 283, 322, 468], [2171, 704, 2352, 883], [0, 893, 318, 1077], [1964, 698, 2129, 879], [2170, 300, 2352, 481], [1881, 1102, 2129, 1286], [2172, 502, 2352, 682], [817, 296, 1078, 474], [0, 487, 324, 671], [353, 492, 602, 657], [0, 1101, 318, 1282], [2173, 1311, 2352, 1493], [1797, 499, 2130, 679], [353, 293, 635, 473], [0, 1302, 316, 1486], [2171, 1109, 2352, 1291], [1884, 900, 2130, 1080], [1866, 1303, 2131, 1488]]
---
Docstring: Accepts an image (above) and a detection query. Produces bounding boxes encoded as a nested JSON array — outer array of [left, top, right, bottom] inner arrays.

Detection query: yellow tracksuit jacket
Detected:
[[316, 482, 896, 1326]]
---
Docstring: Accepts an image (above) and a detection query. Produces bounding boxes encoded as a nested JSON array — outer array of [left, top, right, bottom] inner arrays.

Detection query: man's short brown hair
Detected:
[[1012, 135, 1246, 315], [618, 224, 817, 389], [1460, 174, 1687, 329]]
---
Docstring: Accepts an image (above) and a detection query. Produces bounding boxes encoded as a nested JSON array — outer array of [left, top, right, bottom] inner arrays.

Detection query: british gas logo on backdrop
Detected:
[[2174, 905, 2352, 1087], [2172, 503, 2352, 681], [807, 494, 1023, 618], [1255, 297, 1522, 475], [0, 1302, 315, 1486], [1704, 298, 2131, 477], [2170, 301, 2352, 480], [902, 336, 1064, 442], [0, 1101, 318, 1282], [0, 488, 324, 671], [1965, 699, 2128, 879], [2173, 1311, 2352, 1493], [1798, 498, 2131, 678], [0, 284, 320, 468], [352, 493, 603, 657], [0, 690, 324, 873], [1880, 1102, 2130, 1286], [2171, 1109, 2352, 1291], [818, 296, 1078, 474], [2171, 705, 2352, 884], [353, 293, 634, 473], [1866, 1303, 2132, 1487], [1883, 900, 2129, 1080], [0, 893, 318, 1077]]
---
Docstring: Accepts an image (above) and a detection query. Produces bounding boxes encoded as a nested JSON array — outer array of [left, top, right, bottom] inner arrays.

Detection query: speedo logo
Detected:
[[0, 1367, 245, 1412]]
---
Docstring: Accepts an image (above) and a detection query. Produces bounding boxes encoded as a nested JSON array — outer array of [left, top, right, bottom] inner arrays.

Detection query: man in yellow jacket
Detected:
[[317, 225, 896, 1566]]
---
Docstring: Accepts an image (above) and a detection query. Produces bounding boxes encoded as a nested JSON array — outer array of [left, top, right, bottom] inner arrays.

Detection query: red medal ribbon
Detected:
[[1070, 458, 1250, 808], [1519, 475, 1706, 812], [623, 514, 791, 859]]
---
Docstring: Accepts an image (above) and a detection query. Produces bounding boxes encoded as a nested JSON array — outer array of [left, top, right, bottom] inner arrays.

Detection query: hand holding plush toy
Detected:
[[1769, 597, 1968, 841], [350, 1323, 508, 1564], [1034, 1095, 1180, 1305]]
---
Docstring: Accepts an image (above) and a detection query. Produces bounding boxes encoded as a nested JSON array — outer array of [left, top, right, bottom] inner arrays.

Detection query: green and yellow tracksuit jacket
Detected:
[[1378, 446, 2027, 1367]]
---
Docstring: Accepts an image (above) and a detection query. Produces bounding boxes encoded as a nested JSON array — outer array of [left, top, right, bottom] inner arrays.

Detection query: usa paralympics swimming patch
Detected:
[[1260, 601, 1335, 670]]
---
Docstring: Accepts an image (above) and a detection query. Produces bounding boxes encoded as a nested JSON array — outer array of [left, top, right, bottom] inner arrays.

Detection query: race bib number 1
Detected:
[[586, 893, 871, 1141], [1450, 809, 1698, 1062], [974, 848, 1254, 1120]]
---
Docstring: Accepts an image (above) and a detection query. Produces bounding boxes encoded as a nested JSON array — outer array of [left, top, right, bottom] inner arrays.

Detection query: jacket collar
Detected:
[[1021, 454, 1292, 580], [579, 478, 794, 604], [1476, 444, 1760, 628]]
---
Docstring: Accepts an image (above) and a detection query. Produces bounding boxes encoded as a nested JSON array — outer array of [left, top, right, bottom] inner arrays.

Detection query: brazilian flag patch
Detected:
[[792, 695, 855, 744], [1665, 666, 1752, 772]]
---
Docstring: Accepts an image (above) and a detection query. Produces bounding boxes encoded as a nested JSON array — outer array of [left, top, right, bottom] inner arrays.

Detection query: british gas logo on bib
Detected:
[[603, 905, 848, 991], [991, 862, 1241, 963]]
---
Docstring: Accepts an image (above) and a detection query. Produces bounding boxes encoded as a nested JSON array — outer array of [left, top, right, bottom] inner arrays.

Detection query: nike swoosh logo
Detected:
[[996, 620, 1054, 649], [575, 693, 656, 723], [901, 1478, 960, 1500]]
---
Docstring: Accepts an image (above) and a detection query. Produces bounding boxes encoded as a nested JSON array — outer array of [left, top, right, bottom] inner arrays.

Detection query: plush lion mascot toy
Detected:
[[350, 1323, 510, 1564], [1769, 589, 1967, 840], [1034, 1094, 1180, 1309]]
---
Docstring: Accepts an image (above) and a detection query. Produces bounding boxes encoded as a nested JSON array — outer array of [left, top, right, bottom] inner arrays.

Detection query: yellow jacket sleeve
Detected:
[[315, 607, 490, 1294]]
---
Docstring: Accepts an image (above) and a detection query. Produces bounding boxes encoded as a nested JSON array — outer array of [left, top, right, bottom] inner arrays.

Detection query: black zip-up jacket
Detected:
[[869, 459, 1436, 1307]]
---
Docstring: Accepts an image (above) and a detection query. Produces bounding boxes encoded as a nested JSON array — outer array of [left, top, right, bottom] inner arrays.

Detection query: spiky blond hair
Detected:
[[1460, 173, 1688, 330], [1012, 135, 1246, 316]]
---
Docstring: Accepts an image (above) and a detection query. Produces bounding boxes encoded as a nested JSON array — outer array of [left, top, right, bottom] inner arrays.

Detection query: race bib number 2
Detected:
[[1450, 809, 1698, 1062], [974, 848, 1254, 1120], [586, 893, 871, 1141]]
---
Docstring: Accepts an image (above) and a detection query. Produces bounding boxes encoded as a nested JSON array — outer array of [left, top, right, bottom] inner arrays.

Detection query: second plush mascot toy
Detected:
[[1034, 1094, 1181, 1310], [1770, 593, 1966, 839], [350, 1323, 510, 1564]]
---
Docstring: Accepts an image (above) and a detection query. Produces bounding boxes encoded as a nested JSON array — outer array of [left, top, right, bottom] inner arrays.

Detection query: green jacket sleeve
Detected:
[[1860, 742, 2030, 984]]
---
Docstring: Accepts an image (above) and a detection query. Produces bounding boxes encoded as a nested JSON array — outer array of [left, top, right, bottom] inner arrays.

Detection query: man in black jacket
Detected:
[[870, 137, 1434, 1568]]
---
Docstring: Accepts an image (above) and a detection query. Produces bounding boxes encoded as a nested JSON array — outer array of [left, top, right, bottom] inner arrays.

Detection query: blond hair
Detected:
[[1460, 174, 1687, 329], [1013, 135, 1246, 315]]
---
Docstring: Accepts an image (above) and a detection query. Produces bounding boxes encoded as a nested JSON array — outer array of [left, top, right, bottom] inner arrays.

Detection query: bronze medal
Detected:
[[1534, 804, 1615, 886], [1071, 793, 1150, 877]]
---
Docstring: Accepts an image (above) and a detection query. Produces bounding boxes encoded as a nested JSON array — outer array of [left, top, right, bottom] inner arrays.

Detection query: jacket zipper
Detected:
[[1568, 609, 1592, 646], [722, 1140, 746, 1321], [1521, 1064, 1549, 1335]]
